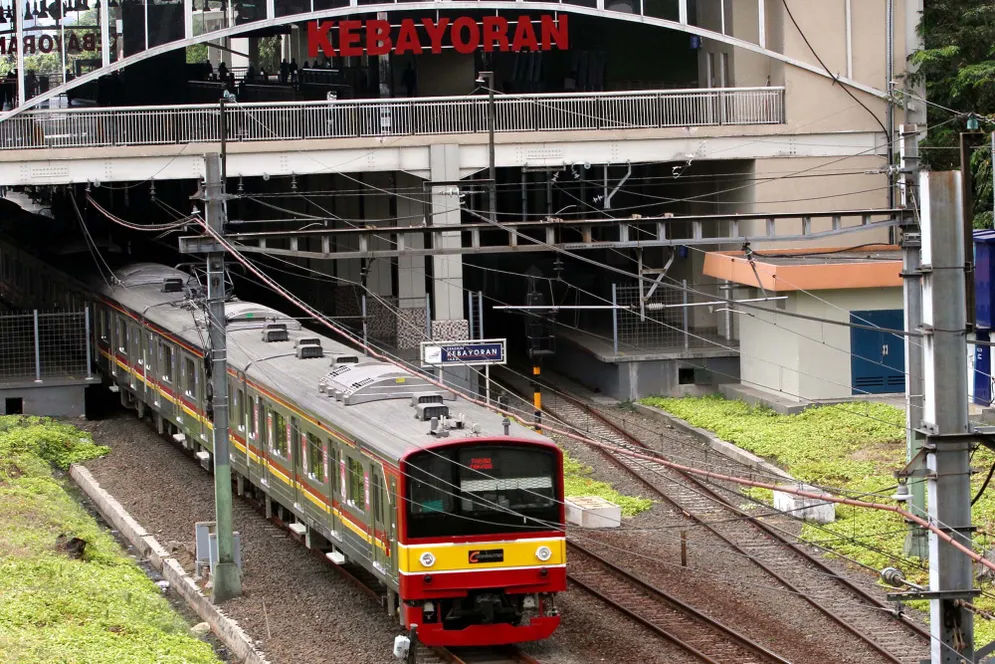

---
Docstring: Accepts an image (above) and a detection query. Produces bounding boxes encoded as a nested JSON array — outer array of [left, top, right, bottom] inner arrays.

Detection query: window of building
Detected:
[[306, 433, 325, 482], [347, 456, 365, 509], [271, 410, 288, 457]]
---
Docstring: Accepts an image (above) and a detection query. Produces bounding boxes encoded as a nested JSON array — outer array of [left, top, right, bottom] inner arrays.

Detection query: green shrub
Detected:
[[639, 396, 995, 647], [562, 450, 653, 516], [0, 416, 219, 663]]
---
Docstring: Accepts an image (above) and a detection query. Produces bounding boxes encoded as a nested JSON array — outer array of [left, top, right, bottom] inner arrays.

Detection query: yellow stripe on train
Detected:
[[397, 537, 565, 574]]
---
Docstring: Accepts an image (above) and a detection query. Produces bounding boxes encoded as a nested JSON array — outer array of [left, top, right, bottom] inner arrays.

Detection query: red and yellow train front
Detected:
[[397, 438, 566, 647]]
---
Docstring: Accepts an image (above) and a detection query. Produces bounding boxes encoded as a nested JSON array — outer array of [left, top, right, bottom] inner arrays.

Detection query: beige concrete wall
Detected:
[[745, 154, 892, 248], [739, 286, 903, 401]]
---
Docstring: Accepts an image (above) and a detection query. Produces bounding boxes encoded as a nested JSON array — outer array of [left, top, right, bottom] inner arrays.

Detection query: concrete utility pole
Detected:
[[920, 171, 974, 662], [478, 70, 497, 223], [899, 124, 928, 560], [203, 152, 241, 602]]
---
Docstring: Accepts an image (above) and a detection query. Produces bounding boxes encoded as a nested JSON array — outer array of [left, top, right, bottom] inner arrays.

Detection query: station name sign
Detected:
[[308, 15, 568, 57], [0, 32, 105, 56], [421, 339, 507, 367]]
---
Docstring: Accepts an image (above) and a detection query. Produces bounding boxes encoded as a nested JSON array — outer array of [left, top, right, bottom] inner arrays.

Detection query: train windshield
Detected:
[[405, 444, 560, 538]]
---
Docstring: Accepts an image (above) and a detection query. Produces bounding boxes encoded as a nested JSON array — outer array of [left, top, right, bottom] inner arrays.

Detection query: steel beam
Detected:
[[178, 209, 908, 261]]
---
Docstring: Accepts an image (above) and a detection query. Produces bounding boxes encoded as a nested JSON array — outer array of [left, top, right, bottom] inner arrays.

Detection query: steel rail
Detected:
[[503, 377, 929, 664], [567, 540, 793, 664]]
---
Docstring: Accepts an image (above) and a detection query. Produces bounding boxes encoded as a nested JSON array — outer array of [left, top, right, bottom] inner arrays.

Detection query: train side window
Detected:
[[115, 317, 127, 355], [307, 432, 324, 482], [183, 356, 196, 397], [235, 388, 245, 432], [98, 309, 109, 342], [271, 411, 288, 457], [347, 456, 365, 510], [247, 395, 257, 438], [161, 344, 173, 383]]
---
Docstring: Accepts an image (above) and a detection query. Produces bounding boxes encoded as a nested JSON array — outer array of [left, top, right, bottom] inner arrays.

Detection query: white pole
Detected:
[[485, 364, 491, 406]]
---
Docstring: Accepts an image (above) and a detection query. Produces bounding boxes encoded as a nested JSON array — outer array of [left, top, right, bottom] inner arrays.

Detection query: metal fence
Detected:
[[0, 309, 92, 382], [611, 282, 733, 352], [0, 86, 785, 151]]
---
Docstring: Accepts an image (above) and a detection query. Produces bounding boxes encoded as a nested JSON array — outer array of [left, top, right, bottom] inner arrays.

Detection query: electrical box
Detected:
[[973, 230, 995, 328]]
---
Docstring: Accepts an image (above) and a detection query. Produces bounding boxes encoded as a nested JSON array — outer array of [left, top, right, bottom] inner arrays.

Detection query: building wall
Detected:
[[739, 286, 903, 401]]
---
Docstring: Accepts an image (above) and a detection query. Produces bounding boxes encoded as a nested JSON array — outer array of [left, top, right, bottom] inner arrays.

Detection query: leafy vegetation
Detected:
[[561, 449, 653, 517], [909, 0, 995, 228], [640, 395, 995, 646], [0, 416, 220, 664]]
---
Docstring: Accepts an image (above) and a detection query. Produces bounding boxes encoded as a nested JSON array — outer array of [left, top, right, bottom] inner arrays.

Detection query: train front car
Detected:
[[398, 437, 565, 646]]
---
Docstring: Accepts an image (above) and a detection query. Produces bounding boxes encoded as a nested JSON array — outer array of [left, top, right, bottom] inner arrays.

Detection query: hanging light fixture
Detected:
[[24, 1, 34, 21], [108, 0, 117, 7], [36, 0, 48, 17]]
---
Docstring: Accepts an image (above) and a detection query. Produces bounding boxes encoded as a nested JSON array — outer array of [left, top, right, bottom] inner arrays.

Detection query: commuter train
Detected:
[[0, 243, 566, 647]]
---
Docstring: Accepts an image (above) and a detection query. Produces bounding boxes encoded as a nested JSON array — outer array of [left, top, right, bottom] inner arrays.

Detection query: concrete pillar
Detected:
[[429, 144, 466, 326], [396, 172, 428, 350], [428, 145, 471, 389]]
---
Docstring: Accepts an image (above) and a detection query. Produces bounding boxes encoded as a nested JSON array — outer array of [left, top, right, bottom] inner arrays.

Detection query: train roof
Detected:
[[96, 265, 551, 463]]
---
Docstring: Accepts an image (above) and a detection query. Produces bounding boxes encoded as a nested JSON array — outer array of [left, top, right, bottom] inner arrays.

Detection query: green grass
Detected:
[[0, 416, 220, 664], [561, 449, 653, 516], [640, 395, 995, 647]]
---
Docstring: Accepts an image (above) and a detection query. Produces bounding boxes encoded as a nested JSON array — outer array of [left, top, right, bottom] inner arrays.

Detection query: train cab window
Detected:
[[161, 344, 173, 383], [406, 445, 559, 538], [347, 456, 365, 510], [306, 432, 324, 482], [271, 411, 288, 457]]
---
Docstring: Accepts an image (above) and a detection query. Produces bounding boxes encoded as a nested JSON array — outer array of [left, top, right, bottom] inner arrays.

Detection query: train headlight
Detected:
[[535, 545, 552, 562], [419, 551, 436, 568]]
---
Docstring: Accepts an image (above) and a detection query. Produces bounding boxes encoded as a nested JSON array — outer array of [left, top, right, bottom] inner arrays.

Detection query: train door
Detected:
[[328, 439, 342, 541], [247, 392, 262, 487], [290, 416, 303, 512], [140, 330, 151, 404], [127, 323, 138, 391], [159, 342, 176, 425], [371, 467, 394, 578]]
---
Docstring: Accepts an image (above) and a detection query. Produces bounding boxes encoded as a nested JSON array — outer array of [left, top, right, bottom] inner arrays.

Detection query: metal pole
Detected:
[[33, 309, 41, 382], [84, 306, 93, 380], [220, 95, 228, 184], [899, 127, 928, 560], [425, 292, 431, 340], [682, 278, 690, 350], [477, 291, 484, 339], [611, 283, 619, 355], [483, 71, 497, 224], [361, 294, 368, 353], [467, 291, 475, 340], [885, 0, 895, 209], [899, 124, 927, 556], [920, 171, 973, 662], [203, 152, 241, 603], [485, 364, 491, 406]]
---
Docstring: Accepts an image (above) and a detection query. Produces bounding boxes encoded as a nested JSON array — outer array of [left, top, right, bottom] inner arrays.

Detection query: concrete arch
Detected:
[[0, 1, 887, 122]]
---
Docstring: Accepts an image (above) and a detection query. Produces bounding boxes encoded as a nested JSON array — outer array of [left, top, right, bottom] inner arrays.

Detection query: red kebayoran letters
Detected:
[[307, 15, 568, 57]]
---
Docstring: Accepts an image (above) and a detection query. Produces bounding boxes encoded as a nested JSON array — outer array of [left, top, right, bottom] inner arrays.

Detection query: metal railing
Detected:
[[0, 309, 92, 382], [0, 86, 784, 151]]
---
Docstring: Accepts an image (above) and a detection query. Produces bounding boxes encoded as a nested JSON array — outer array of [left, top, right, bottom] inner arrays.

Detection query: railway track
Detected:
[[257, 494, 539, 664], [500, 375, 930, 664], [567, 539, 791, 664]]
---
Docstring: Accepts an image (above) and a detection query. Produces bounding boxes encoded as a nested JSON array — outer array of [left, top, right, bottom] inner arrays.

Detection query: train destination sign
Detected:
[[308, 15, 569, 57], [421, 339, 507, 367]]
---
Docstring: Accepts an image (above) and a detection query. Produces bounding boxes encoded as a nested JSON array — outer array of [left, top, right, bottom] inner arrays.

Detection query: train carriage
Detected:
[[80, 261, 565, 647]]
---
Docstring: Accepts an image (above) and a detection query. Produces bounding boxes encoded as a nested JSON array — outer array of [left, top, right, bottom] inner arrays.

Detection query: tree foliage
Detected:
[[910, 0, 995, 227]]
